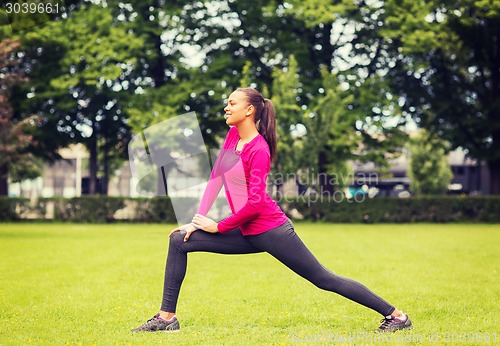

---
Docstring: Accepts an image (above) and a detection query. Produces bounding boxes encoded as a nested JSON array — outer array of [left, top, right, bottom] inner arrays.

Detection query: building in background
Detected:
[[8, 146, 491, 198], [10, 144, 85, 199], [350, 148, 489, 197], [9, 144, 133, 198]]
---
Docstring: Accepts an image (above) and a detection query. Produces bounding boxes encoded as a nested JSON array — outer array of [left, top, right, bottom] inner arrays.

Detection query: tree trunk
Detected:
[[102, 126, 109, 196], [150, 5, 167, 88], [89, 120, 98, 194], [0, 164, 8, 196], [275, 163, 284, 201], [319, 23, 334, 67], [488, 159, 500, 195], [318, 150, 334, 195], [159, 166, 168, 196]]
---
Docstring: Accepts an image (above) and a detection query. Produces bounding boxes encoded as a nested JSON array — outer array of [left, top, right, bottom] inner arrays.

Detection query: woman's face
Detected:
[[223, 91, 253, 126]]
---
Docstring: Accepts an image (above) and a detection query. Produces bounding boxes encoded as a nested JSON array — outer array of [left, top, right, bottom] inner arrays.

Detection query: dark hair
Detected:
[[236, 87, 277, 164]]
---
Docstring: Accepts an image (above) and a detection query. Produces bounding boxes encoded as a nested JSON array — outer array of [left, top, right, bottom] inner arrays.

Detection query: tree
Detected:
[[0, 39, 39, 196], [381, 0, 500, 194], [408, 129, 453, 196], [270, 55, 302, 197], [240, 61, 253, 89], [2, 0, 417, 199], [258, 0, 408, 194], [17, 4, 145, 194], [110, 0, 233, 161], [297, 64, 408, 195], [300, 66, 357, 194], [1, 4, 74, 167]]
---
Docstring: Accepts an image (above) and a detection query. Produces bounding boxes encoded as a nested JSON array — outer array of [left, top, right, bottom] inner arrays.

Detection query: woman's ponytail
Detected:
[[237, 88, 278, 164], [258, 98, 277, 164]]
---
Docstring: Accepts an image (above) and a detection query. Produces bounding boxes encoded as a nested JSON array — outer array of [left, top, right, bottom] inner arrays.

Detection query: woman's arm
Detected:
[[196, 128, 237, 215], [196, 173, 223, 216]]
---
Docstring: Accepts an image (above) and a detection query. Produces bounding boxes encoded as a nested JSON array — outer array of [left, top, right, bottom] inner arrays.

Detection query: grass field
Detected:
[[0, 223, 499, 345]]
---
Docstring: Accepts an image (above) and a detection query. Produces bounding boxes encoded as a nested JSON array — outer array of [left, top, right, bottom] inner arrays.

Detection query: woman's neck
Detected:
[[235, 122, 259, 142]]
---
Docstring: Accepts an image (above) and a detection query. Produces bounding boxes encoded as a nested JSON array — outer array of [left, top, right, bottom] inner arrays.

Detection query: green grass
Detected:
[[0, 223, 499, 345]]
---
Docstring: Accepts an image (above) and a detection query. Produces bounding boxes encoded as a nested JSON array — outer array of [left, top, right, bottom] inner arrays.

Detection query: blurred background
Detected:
[[1, 0, 499, 221]]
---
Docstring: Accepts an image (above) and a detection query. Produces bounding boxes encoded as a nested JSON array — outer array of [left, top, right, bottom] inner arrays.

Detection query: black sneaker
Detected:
[[376, 314, 412, 332], [131, 314, 180, 332]]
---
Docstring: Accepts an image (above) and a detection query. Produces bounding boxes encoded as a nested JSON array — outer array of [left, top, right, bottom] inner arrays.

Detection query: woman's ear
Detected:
[[246, 104, 254, 116]]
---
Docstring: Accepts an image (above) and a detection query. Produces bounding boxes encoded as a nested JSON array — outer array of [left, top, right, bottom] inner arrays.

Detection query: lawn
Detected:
[[0, 223, 499, 345]]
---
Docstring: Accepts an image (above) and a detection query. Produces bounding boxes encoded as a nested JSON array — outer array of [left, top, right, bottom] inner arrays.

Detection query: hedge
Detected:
[[284, 196, 500, 223], [1, 196, 499, 223], [0, 197, 30, 221]]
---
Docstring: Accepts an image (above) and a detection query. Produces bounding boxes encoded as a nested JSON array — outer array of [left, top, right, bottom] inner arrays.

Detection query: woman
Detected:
[[132, 88, 412, 333]]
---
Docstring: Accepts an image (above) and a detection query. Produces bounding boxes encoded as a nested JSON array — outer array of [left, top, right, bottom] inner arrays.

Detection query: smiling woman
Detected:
[[132, 87, 412, 334]]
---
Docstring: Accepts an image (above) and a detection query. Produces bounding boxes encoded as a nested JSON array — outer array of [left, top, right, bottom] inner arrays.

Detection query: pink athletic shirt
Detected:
[[197, 126, 288, 235]]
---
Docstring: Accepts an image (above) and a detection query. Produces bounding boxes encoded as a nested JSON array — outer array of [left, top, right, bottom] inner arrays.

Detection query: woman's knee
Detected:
[[169, 231, 185, 247]]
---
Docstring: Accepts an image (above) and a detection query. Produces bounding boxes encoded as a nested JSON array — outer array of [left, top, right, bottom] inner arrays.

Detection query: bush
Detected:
[[49, 196, 126, 223], [0, 197, 29, 221], [283, 196, 500, 223], [1, 195, 499, 223], [126, 197, 178, 223]]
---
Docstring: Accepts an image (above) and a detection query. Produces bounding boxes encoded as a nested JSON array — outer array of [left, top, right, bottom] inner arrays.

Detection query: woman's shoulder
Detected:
[[228, 126, 238, 135], [222, 126, 239, 148], [246, 135, 270, 159], [254, 134, 270, 153]]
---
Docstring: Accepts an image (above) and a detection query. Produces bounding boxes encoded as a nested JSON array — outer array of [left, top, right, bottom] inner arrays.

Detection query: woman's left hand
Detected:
[[192, 214, 219, 233]]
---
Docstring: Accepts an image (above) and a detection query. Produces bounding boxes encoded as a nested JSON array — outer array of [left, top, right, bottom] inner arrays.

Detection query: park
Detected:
[[1, 0, 500, 345]]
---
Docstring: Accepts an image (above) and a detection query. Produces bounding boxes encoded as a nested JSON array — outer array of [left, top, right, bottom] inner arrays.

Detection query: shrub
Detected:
[[2, 195, 499, 223], [0, 197, 29, 221], [49, 196, 126, 223], [283, 196, 500, 223]]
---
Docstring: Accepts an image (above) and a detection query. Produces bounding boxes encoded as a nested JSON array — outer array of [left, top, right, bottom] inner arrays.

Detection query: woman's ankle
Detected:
[[391, 308, 404, 319], [159, 311, 176, 321]]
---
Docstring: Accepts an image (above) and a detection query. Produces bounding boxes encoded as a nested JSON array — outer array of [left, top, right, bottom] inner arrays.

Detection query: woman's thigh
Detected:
[[176, 227, 262, 255]]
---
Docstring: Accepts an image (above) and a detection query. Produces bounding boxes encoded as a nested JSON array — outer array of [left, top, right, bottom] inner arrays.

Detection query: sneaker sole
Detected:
[[376, 323, 413, 333]]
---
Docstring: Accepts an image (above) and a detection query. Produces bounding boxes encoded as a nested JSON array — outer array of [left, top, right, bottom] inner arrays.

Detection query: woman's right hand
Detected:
[[169, 223, 197, 242]]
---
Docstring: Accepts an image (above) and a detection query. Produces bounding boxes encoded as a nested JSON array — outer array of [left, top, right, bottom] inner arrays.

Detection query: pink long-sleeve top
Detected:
[[197, 126, 288, 235]]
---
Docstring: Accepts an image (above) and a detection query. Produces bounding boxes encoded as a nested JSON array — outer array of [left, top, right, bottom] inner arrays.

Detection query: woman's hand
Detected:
[[169, 223, 197, 242], [192, 214, 219, 234]]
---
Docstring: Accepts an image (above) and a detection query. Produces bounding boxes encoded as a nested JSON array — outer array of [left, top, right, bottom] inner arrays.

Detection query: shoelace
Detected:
[[144, 314, 160, 325], [379, 317, 396, 330]]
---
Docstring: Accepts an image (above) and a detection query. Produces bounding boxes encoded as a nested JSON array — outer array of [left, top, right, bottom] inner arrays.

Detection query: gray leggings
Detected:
[[161, 219, 395, 316]]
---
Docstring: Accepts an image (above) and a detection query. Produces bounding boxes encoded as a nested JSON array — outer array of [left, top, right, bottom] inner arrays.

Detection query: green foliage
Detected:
[[2, 196, 500, 223], [126, 92, 179, 133], [381, 0, 500, 192], [0, 197, 29, 220], [3, 1, 410, 188], [0, 39, 42, 194], [50, 196, 126, 222], [7, 4, 148, 194], [127, 197, 178, 223], [408, 130, 453, 195], [271, 55, 303, 179], [299, 67, 357, 190], [8, 157, 44, 183], [45, 7, 142, 89], [239, 61, 253, 88], [2, 0, 498, 196], [285, 196, 500, 223], [349, 75, 408, 167]]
